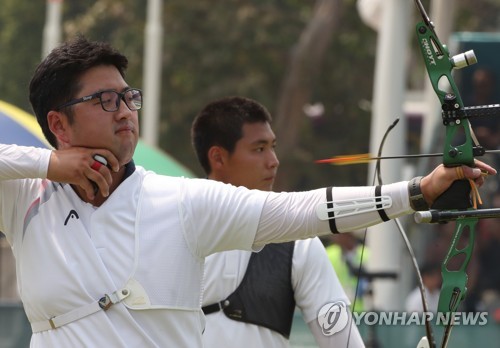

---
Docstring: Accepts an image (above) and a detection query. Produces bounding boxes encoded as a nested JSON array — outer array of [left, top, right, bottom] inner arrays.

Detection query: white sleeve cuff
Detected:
[[0, 144, 52, 179]]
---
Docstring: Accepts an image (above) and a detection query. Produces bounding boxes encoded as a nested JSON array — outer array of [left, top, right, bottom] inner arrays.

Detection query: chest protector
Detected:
[[222, 242, 296, 338]]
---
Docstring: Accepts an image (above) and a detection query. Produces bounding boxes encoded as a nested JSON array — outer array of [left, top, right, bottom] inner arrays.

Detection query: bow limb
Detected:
[[375, 119, 436, 346], [344, 119, 436, 348], [375, 122, 436, 348]]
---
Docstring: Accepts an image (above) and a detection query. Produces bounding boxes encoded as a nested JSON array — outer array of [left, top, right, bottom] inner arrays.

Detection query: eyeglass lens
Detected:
[[100, 89, 142, 112]]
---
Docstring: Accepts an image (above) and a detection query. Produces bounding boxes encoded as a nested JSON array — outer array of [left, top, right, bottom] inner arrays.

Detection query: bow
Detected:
[[325, 2, 500, 347], [415, 1, 476, 347], [413, 1, 500, 347]]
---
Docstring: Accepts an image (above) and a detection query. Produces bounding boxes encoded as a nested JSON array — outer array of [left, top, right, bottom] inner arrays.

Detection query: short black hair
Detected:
[[191, 96, 272, 174], [29, 35, 128, 148]]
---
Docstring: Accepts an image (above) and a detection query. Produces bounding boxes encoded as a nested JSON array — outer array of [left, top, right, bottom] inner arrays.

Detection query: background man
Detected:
[[191, 96, 365, 347]]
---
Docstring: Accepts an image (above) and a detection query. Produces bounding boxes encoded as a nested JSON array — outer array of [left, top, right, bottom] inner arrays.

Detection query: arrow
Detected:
[[315, 149, 500, 165]]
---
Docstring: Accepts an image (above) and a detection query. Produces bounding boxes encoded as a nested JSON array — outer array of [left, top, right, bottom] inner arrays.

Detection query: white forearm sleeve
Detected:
[[253, 182, 412, 247], [330, 182, 412, 231], [0, 144, 51, 179]]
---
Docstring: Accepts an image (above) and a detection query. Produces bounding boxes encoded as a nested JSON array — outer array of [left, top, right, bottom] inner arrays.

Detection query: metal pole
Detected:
[[42, 0, 63, 58], [142, 0, 164, 147], [366, 0, 412, 311]]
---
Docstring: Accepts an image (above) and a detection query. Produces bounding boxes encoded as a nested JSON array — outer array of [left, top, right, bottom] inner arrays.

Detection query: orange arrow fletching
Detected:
[[315, 153, 371, 165]]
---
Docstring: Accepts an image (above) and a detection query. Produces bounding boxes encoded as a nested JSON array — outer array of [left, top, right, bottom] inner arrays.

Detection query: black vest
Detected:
[[206, 242, 296, 338]]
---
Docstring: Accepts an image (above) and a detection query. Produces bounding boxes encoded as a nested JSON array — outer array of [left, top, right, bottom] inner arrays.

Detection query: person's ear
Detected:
[[47, 110, 70, 147], [208, 146, 227, 170]]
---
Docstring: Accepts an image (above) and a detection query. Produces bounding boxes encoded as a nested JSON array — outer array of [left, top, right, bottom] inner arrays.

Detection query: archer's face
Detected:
[[56, 65, 139, 167], [214, 122, 279, 191]]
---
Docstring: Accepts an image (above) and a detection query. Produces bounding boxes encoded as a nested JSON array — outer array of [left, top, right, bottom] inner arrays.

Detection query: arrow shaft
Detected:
[[316, 149, 500, 164]]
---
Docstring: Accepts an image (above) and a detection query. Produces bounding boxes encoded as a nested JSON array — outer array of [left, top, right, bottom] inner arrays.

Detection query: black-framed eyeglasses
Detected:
[[56, 88, 142, 112]]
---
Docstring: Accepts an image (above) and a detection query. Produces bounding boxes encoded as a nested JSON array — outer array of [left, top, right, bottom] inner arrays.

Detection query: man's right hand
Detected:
[[47, 148, 119, 200]]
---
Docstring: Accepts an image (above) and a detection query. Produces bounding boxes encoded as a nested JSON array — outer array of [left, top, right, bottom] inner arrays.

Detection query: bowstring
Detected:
[[346, 118, 435, 348]]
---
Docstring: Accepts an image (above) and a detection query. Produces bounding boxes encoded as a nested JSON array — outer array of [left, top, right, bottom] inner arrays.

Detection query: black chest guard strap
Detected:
[[203, 242, 296, 338]]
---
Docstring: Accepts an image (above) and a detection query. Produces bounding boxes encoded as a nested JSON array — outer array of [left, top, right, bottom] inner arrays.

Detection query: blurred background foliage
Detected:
[[0, 0, 497, 190]]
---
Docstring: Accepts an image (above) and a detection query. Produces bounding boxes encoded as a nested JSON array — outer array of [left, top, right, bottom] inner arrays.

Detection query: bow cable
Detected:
[[346, 119, 436, 348]]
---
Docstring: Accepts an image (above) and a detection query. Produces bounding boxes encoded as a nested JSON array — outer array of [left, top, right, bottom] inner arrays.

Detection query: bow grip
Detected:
[[431, 180, 472, 210]]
